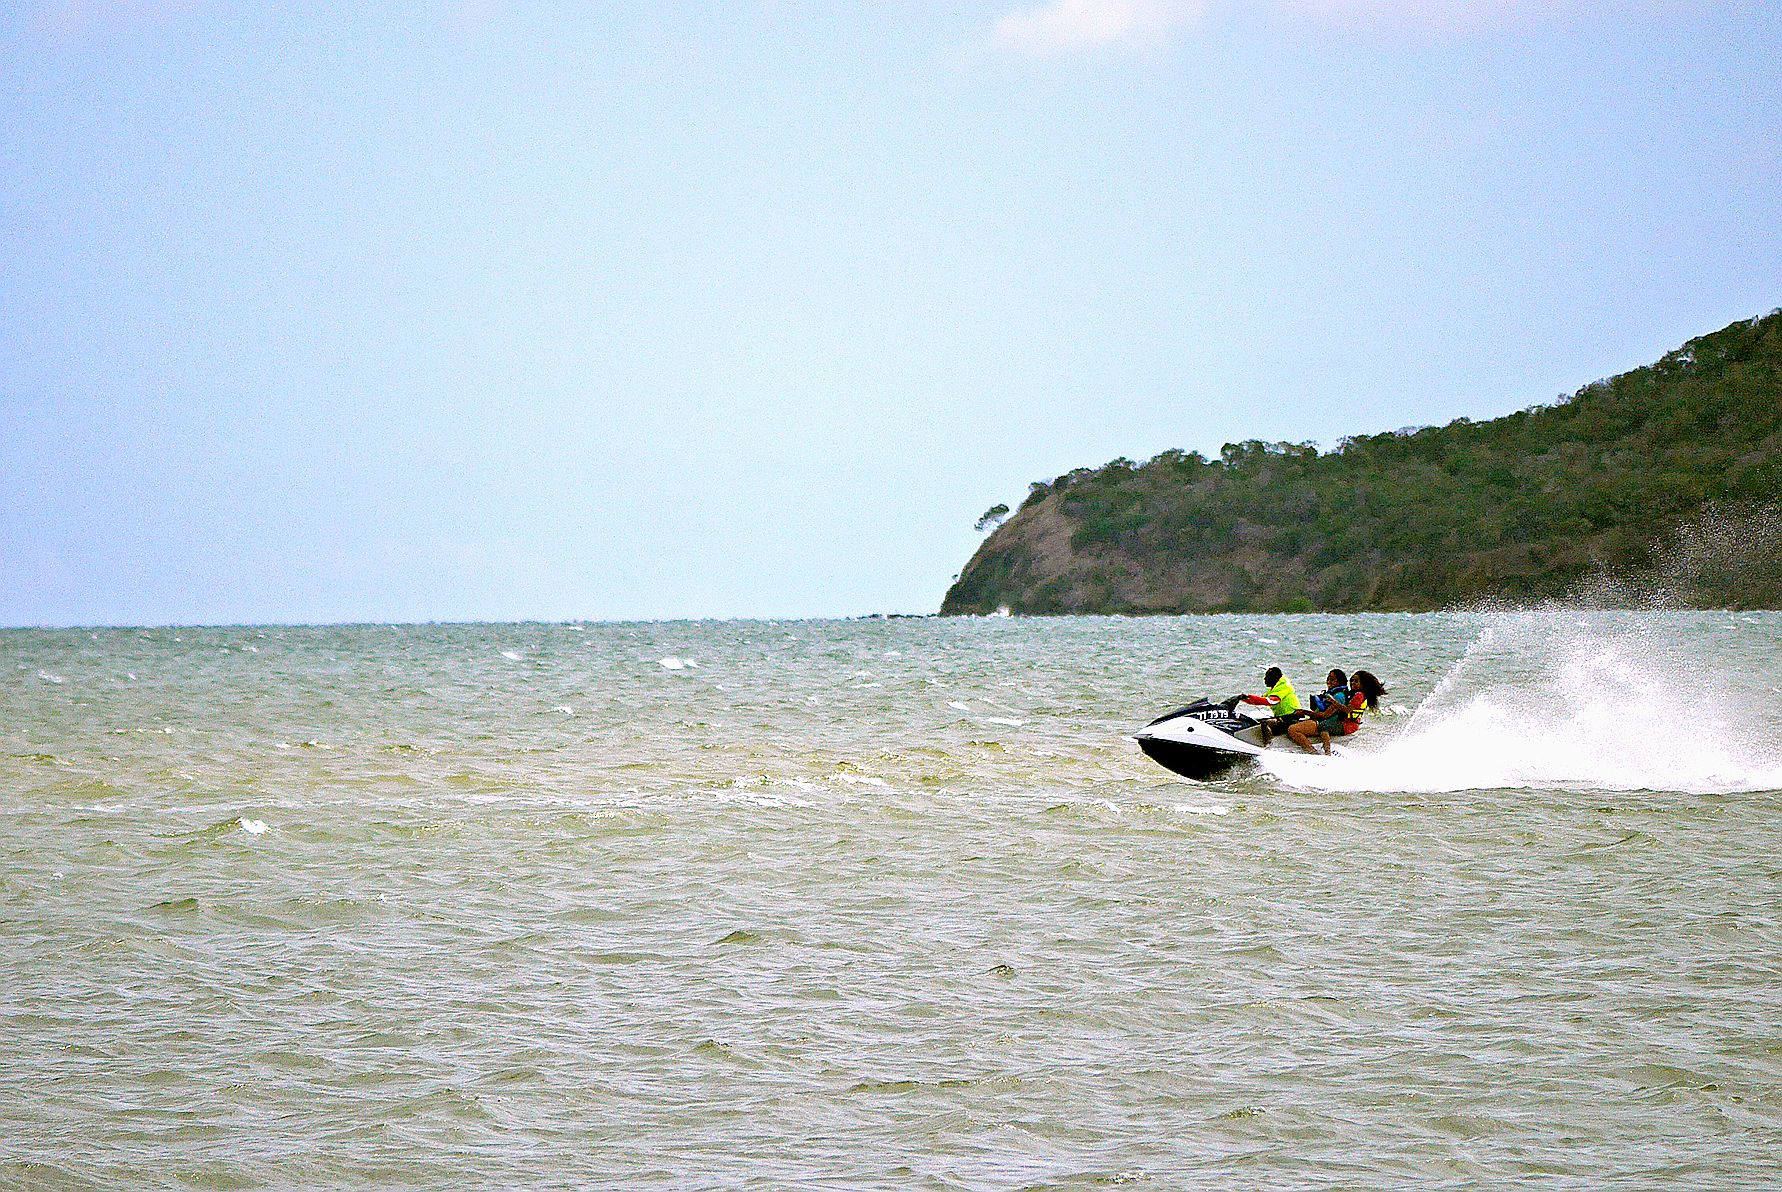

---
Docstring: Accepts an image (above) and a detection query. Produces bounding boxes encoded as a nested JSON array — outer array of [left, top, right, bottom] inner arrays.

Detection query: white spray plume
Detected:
[[1265, 609, 1782, 795]]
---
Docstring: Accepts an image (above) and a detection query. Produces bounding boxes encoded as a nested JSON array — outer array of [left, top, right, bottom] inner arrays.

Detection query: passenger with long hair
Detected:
[[1287, 668, 1388, 755]]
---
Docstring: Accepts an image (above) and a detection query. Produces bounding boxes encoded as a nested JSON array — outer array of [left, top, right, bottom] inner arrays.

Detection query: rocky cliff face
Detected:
[[942, 493, 1309, 614]]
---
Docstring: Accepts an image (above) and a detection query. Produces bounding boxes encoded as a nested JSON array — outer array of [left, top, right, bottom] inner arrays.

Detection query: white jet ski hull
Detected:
[[1133, 702, 1272, 780]]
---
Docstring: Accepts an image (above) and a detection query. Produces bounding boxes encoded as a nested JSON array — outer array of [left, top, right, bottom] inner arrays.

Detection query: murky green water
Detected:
[[4, 613, 1781, 1188]]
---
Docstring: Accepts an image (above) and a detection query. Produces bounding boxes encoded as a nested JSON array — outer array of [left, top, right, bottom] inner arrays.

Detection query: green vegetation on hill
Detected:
[[942, 310, 1782, 615]]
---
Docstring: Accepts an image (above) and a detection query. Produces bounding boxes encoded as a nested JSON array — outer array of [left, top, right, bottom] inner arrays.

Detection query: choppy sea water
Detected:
[[3, 612, 1781, 1189]]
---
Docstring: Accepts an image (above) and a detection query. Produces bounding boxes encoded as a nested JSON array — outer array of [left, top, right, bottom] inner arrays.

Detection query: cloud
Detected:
[[985, 0, 1614, 55], [1269, 0, 1583, 35], [992, 0, 1203, 57]]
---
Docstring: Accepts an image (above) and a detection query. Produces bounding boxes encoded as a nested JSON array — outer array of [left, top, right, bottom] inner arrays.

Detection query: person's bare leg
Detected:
[[1318, 731, 1332, 756], [1287, 720, 1320, 754]]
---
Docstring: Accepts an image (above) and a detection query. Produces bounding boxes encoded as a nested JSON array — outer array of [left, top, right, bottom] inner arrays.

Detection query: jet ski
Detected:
[[1133, 698, 1274, 780]]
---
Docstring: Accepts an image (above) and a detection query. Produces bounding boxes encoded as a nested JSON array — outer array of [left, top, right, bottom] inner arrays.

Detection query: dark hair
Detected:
[[1264, 666, 1283, 686], [1350, 669, 1387, 711], [1326, 668, 1348, 688]]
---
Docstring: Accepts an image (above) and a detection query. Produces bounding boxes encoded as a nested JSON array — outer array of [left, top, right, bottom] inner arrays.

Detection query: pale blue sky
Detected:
[[3, 1, 1778, 625]]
